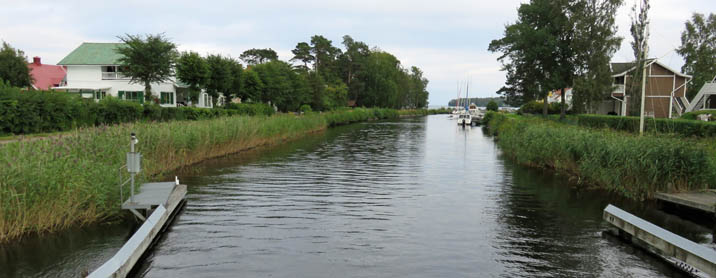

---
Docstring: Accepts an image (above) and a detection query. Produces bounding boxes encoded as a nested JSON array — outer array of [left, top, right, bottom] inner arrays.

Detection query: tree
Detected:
[[570, 0, 623, 113], [290, 42, 314, 70], [338, 35, 370, 102], [205, 54, 233, 105], [676, 13, 716, 100], [227, 59, 244, 103], [0, 41, 32, 88], [310, 35, 342, 78], [489, 0, 573, 117], [486, 100, 499, 112], [176, 51, 208, 103], [490, 0, 623, 117], [240, 69, 264, 102], [253, 60, 309, 112], [239, 48, 278, 65], [116, 33, 178, 102], [627, 0, 650, 116]]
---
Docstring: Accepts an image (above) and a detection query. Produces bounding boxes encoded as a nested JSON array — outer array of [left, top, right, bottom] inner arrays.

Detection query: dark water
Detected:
[[1, 115, 712, 277]]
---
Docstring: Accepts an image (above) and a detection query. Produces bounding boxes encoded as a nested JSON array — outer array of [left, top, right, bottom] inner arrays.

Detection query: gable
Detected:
[[57, 43, 125, 65]]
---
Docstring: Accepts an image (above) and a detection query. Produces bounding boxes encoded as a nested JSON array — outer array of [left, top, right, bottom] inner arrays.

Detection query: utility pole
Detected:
[[638, 45, 649, 135]]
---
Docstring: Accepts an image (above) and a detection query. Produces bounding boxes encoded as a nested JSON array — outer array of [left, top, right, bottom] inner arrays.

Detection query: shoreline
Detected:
[[0, 108, 441, 243]]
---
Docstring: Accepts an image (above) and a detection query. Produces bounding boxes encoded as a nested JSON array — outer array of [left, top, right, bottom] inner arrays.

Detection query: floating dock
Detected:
[[655, 191, 716, 214], [88, 182, 186, 278], [604, 204, 716, 277]]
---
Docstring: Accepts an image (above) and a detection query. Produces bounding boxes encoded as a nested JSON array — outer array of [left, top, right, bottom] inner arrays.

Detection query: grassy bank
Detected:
[[0, 108, 426, 242], [484, 112, 716, 200]]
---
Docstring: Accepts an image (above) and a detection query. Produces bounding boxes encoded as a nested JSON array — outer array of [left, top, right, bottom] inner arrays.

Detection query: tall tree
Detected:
[[489, 0, 573, 116], [176, 51, 208, 103], [338, 35, 370, 103], [205, 54, 233, 106], [227, 59, 244, 103], [676, 13, 716, 100], [570, 0, 623, 113], [0, 42, 32, 88], [116, 33, 178, 102], [240, 69, 264, 103], [310, 35, 342, 78], [290, 42, 314, 70], [627, 0, 650, 116], [239, 48, 278, 65]]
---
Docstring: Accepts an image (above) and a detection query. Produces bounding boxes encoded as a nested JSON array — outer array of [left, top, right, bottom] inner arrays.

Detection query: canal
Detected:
[[2, 115, 712, 277]]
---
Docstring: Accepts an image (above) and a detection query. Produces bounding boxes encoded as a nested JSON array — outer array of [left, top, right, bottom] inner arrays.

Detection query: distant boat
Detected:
[[457, 111, 472, 126], [468, 104, 484, 124]]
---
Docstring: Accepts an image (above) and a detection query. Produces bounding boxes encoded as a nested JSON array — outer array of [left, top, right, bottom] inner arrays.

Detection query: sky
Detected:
[[0, 0, 711, 106]]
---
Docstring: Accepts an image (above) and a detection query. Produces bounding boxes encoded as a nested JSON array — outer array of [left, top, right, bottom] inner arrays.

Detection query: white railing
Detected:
[[612, 84, 626, 95], [102, 72, 130, 80]]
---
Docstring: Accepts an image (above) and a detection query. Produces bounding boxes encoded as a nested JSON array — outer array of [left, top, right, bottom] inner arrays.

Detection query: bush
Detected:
[[518, 100, 566, 115], [300, 104, 313, 114], [486, 100, 499, 112], [577, 114, 716, 137]]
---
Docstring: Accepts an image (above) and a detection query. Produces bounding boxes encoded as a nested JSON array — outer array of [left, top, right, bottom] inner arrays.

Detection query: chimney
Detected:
[[33, 57, 41, 65]]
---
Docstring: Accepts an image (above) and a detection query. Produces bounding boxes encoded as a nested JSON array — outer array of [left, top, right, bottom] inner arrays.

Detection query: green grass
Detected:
[[484, 112, 716, 200], [0, 108, 429, 242]]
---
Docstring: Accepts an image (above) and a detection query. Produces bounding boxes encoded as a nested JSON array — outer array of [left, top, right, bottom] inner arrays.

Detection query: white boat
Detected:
[[457, 112, 472, 126], [468, 104, 484, 124]]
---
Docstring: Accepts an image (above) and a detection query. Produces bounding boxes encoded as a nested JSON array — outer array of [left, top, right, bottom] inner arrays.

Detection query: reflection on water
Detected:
[[1, 115, 710, 277]]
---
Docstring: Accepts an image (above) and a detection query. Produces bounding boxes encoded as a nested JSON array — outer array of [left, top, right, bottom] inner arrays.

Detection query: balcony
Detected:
[[612, 84, 625, 96], [102, 72, 130, 80]]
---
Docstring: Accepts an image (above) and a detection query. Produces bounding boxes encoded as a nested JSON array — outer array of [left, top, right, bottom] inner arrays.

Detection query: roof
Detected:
[[57, 43, 125, 65], [610, 59, 656, 76], [28, 61, 66, 90], [610, 58, 691, 78]]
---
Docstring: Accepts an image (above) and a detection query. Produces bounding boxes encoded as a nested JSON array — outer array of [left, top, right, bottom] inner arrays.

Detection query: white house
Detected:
[[55, 42, 213, 108]]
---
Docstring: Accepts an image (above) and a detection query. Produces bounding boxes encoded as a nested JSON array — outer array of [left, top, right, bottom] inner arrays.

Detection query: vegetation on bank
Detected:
[[576, 114, 716, 137], [483, 112, 716, 200], [0, 108, 430, 242], [0, 83, 275, 135]]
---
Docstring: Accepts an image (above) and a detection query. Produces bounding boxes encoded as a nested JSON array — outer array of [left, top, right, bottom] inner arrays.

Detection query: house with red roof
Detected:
[[27, 57, 66, 90]]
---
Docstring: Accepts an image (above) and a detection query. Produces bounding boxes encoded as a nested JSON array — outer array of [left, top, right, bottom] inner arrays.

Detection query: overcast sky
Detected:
[[0, 0, 710, 106]]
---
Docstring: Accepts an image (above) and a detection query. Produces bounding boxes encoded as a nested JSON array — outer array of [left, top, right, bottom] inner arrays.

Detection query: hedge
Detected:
[[680, 109, 716, 121], [0, 85, 274, 135], [576, 114, 716, 137], [518, 100, 568, 115]]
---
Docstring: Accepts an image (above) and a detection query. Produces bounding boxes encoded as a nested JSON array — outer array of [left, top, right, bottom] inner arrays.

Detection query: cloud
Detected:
[[0, 0, 710, 106]]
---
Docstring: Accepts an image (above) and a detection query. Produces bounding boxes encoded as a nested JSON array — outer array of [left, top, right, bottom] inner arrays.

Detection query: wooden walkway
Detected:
[[655, 190, 716, 214], [88, 182, 186, 278], [605, 204, 716, 277]]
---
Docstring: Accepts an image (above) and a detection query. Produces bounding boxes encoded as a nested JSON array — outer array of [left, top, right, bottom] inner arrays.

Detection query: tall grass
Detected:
[[0, 108, 428, 242], [485, 112, 716, 200]]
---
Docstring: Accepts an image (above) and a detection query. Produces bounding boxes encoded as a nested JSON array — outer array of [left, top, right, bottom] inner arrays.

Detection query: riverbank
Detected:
[[484, 112, 716, 200], [0, 108, 431, 243]]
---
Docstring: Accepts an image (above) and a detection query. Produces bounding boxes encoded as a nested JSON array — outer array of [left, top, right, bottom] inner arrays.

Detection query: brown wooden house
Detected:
[[595, 59, 692, 118]]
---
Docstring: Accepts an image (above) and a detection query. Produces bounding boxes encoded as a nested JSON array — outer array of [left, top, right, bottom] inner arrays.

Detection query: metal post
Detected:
[[130, 133, 136, 203], [639, 64, 647, 135]]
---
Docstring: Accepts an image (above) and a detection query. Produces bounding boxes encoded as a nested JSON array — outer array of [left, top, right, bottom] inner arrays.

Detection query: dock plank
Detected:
[[122, 182, 176, 210], [655, 191, 716, 214]]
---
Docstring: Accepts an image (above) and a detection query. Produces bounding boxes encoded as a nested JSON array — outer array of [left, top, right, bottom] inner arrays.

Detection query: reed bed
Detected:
[[0, 108, 426, 242], [485, 112, 716, 200]]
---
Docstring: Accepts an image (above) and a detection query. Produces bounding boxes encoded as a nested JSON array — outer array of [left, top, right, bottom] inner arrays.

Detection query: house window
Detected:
[[160, 92, 174, 105], [94, 91, 106, 100], [203, 94, 209, 107], [118, 91, 144, 104]]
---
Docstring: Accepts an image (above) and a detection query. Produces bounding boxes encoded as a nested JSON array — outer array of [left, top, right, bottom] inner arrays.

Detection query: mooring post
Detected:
[[128, 133, 140, 203]]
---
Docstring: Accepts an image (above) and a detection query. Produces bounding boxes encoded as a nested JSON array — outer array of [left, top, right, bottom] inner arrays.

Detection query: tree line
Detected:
[[0, 34, 430, 112], [121, 34, 430, 112], [488, 0, 715, 118]]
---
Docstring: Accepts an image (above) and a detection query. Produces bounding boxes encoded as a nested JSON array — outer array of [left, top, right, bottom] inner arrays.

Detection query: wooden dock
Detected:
[[655, 190, 716, 214], [88, 182, 186, 278], [604, 204, 716, 277]]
